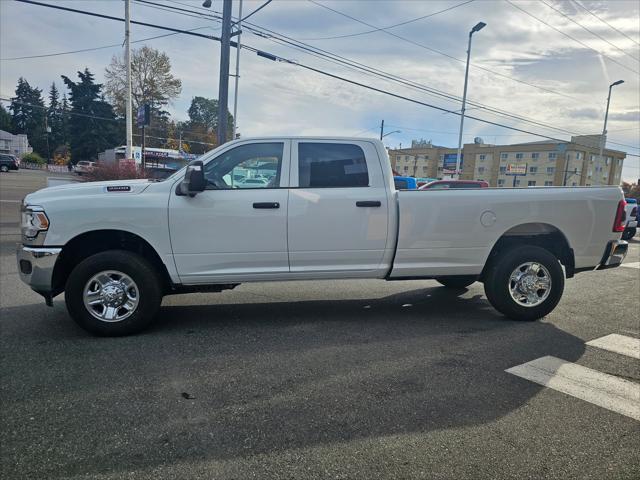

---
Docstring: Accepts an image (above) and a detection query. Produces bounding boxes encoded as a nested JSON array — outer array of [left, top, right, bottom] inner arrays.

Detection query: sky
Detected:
[[1, 0, 639, 181]]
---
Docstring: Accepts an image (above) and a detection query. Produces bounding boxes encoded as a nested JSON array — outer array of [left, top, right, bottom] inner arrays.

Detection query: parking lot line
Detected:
[[506, 355, 640, 421], [620, 262, 640, 269], [586, 334, 640, 360]]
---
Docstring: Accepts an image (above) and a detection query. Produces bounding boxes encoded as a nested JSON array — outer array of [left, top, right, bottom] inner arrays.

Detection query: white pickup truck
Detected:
[[17, 137, 628, 336]]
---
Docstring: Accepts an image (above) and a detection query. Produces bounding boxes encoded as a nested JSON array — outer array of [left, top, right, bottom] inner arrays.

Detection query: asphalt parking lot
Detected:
[[1, 169, 639, 479]]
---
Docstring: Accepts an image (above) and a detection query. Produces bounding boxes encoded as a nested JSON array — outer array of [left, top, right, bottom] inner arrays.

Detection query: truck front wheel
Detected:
[[622, 227, 636, 240], [483, 245, 564, 321], [65, 250, 163, 336]]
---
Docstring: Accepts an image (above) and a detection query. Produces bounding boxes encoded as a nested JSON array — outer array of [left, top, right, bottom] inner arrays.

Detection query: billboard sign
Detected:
[[442, 153, 462, 174], [506, 163, 527, 176]]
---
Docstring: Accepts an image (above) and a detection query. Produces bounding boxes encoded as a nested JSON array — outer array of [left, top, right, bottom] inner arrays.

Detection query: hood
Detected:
[[24, 179, 153, 206]]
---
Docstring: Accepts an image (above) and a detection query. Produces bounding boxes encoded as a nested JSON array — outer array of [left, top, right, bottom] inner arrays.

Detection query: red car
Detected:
[[419, 180, 489, 190]]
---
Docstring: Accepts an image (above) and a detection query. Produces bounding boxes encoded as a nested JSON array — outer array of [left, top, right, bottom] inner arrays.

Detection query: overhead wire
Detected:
[[8, 0, 640, 158], [572, 0, 640, 47]]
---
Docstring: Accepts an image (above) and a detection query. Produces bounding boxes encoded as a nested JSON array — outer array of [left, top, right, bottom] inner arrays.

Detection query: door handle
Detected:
[[253, 202, 280, 209], [356, 201, 381, 207]]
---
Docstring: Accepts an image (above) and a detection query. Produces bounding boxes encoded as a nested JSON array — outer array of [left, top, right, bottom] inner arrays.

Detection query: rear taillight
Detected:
[[613, 200, 627, 232]]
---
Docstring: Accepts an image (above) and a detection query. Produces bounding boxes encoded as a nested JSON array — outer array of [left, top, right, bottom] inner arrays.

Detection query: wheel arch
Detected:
[[51, 229, 174, 295], [481, 222, 575, 280]]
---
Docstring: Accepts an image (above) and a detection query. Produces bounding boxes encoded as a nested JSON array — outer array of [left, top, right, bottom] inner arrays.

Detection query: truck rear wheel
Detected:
[[65, 250, 163, 336], [483, 245, 564, 321], [435, 276, 476, 289]]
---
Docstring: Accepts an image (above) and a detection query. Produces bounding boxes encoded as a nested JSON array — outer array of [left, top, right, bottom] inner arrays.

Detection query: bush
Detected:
[[82, 162, 149, 182], [21, 152, 45, 165]]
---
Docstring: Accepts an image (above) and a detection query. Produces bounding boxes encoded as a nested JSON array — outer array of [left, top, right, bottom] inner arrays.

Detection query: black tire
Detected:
[[0, 165, 8, 173], [483, 245, 564, 321], [435, 276, 476, 289], [622, 227, 636, 240], [65, 250, 163, 336]]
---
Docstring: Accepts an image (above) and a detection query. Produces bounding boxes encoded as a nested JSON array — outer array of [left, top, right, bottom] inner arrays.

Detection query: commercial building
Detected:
[[388, 135, 626, 187], [0, 130, 32, 157]]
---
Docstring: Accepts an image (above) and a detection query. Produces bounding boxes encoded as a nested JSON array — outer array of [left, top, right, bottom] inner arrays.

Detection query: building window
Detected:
[[528, 180, 536, 186], [572, 182, 577, 186], [576, 152, 581, 160], [515, 179, 521, 186], [499, 166, 507, 174], [544, 181, 553, 186], [586, 184, 591, 187], [531, 153, 539, 159], [479, 154, 486, 161], [515, 153, 524, 159], [478, 166, 485, 174], [422, 166, 428, 172], [498, 179, 505, 187], [403, 166, 409, 172], [617, 158, 623, 166], [546, 167, 555, 174], [605, 157, 610, 165], [529, 166, 538, 174], [500, 153, 508, 160], [548, 152, 557, 159], [590, 155, 595, 162]]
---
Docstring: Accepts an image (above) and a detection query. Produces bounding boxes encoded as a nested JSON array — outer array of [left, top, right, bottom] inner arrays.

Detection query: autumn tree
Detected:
[[182, 96, 234, 154]]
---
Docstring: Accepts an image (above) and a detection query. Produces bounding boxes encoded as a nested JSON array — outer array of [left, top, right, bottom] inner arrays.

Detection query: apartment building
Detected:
[[388, 135, 626, 187]]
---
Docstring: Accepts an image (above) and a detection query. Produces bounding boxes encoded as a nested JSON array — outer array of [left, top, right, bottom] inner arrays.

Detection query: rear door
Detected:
[[287, 140, 389, 275]]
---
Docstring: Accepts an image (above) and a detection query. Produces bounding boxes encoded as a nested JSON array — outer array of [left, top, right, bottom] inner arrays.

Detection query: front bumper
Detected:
[[16, 245, 61, 293], [597, 240, 628, 270]]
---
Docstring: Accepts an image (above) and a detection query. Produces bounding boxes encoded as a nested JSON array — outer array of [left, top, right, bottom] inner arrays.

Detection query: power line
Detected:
[[299, 0, 475, 41], [0, 26, 217, 61], [11, 0, 640, 157], [539, 0, 639, 62], [572, 0, 640, 47], [237, 0, 272, 24], [505, 0, 639, 74], [135, 0, 639, 149], [306, 0, 587, 102]]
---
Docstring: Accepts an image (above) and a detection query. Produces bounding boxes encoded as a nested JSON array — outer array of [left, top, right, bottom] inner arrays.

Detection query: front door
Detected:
[[168, 141, 290, 283]]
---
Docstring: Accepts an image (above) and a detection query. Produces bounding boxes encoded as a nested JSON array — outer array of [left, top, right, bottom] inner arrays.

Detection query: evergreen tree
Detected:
[[9, 77, 47, 155], [0, 104, 13, 133], [62, 68, 119, 162], [60, 93, 70, 146], [47, 82, 65, 149]]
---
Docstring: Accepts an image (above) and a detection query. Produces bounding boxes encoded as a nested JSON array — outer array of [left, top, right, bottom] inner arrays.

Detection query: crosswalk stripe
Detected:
[[586, 334, 640, 360], [620, 262, 640, 269], [506, 355, 640, 421]]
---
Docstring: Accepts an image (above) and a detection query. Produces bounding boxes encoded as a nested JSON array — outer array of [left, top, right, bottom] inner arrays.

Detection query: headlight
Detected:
[[21, 205, 50, 239]]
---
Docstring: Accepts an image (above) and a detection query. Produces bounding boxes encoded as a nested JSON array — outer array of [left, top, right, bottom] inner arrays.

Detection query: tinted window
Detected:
[[298, 143, 368, 188], [204, 143, 283, 189]]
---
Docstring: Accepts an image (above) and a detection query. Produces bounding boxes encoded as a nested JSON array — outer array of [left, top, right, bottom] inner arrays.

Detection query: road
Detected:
[[1, 169, 639, 479]]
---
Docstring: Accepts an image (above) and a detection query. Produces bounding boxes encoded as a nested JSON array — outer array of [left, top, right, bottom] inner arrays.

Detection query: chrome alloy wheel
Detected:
[[508, 262, 552, 307], [83, 270, 139, 322]]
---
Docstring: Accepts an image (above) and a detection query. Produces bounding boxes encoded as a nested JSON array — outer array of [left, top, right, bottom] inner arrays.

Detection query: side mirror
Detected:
[[177, 160, 206, 197]]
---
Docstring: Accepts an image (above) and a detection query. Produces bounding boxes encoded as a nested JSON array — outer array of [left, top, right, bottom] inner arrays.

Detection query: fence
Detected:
[[20, 163, 71, 173]]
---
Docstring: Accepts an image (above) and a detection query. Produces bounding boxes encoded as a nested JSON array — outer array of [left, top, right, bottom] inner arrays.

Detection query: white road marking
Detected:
[[506, 356, 640, 421], [586, 334, 640, 360], [0, 199, 21, 203], [621, 262, 640, 269]]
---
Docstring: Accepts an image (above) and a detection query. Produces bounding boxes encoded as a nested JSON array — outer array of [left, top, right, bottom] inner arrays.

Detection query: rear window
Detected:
[[298, 143, 368, 188]]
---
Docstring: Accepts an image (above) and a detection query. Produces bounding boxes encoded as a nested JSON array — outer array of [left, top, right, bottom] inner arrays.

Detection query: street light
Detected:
[[382, 130, 401, 138], [596, 79, 624, 185], [455, 21, 486, 179]]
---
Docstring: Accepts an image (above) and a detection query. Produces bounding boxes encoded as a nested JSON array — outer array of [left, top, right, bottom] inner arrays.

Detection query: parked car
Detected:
[[237, 177, 269, 188], [17, 137, 628, 336], [0, 154, 20, 172], [420, 180, 489, 190], [394, 176, 418, 189], [622, 198, 637, 240], [73, 161, 96, 175]]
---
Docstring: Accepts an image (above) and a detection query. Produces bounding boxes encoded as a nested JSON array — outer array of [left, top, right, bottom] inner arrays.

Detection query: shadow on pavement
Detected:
[[1, 285, 586, 478]]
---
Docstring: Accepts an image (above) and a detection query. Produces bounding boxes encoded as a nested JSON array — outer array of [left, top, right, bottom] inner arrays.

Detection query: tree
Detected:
[[47, 82, 65, 150], [9, 77, 47, 155], [183, 96, 234, 153], [0, 104, 12, 133], [60, 93, 70, 146], [62, 68, 120, 162], [104, 45, 181, 117]]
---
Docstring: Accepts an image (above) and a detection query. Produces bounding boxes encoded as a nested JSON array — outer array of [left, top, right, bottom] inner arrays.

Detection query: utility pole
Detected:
[[379, 119, 384, 140], [232, 0, 243, 139], [217, 0, 233, 147], [455, 21, 486, 179], [124, 0, 133, 160]]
